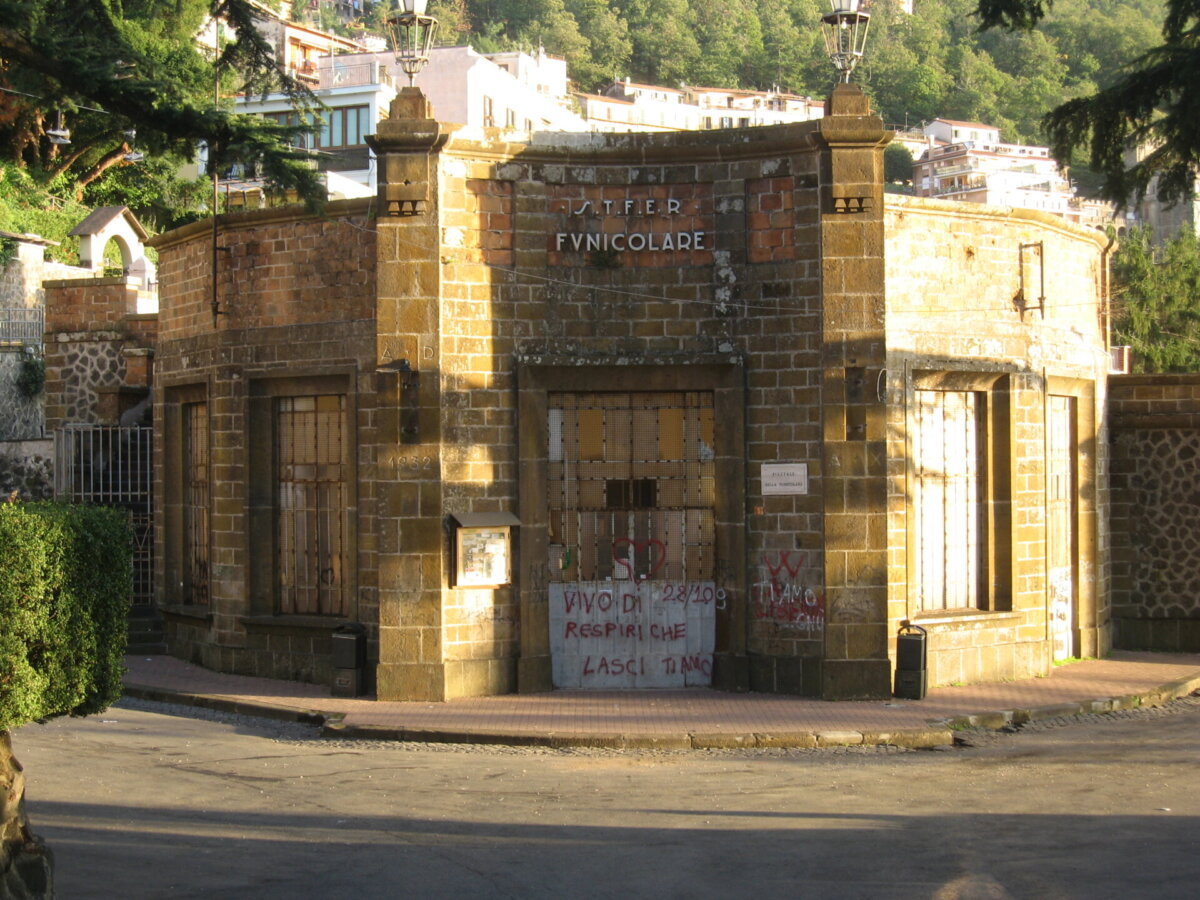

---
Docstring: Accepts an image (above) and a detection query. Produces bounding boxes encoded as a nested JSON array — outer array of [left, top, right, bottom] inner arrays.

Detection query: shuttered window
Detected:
[[914, 389, 986, 610]]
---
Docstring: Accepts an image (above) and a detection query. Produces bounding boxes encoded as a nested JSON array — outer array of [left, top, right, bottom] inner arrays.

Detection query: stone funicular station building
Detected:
[[149, 85, 1112, 701]]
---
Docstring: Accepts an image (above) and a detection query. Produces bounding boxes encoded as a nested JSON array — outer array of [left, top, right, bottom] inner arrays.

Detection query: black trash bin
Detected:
[[894, 622, 928, 700], [331, 623, 367, 697]]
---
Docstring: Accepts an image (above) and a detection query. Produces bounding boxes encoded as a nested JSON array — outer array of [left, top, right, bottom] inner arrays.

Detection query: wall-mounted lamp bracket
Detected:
[[378, 358, 421, 443], [1014, 241, 1046, 319]]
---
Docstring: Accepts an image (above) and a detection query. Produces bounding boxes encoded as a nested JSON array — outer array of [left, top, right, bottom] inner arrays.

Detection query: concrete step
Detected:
[[126, 609, 166, 655]]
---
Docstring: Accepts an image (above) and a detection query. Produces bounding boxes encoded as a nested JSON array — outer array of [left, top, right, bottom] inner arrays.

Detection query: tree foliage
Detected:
[[884, 143, 914, 185], [0, 163, 93, 264], [0, 0, 325, 214], [434, 0, 1167, 158], [1112, 225, 1200, 371], [978, 0, 1200, 208]]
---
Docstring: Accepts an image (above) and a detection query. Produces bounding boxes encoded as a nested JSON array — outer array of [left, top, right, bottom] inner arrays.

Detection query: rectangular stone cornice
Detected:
[[366, 122, 450, 153], [434, 122, 824, 167], [818, 117, 891, 148]]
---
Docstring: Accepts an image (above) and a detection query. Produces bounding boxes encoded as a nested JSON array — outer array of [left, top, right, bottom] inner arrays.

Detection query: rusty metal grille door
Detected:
[[914, 389, 985, 611], [184, 401, 210, 605], [547, 391, 718, 688], [276, 395, 345, 616], [1047, 395, 1077, 660], [54, 425, 154, 608]]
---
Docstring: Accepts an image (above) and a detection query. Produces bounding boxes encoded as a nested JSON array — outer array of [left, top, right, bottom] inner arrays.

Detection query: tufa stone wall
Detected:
[[147, 86, 1110, 701], [151, 204, 377, 684], [1109, 375, 1200, 651], [1, 238, 89, 444], [884, 197, 1111, 684], [407, 115, 845, 698], [0, 440, 52, 501]]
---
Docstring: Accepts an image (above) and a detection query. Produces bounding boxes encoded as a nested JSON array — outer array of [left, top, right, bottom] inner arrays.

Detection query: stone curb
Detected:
[[321, 720, 955, 750], [120, 673, 1200, 752], [928, 673, 1200, 733], [122, 684, 327, 727]]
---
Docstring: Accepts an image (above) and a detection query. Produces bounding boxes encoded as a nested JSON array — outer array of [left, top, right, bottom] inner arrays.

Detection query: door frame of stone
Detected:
[[1045, 375, 1100, 661]]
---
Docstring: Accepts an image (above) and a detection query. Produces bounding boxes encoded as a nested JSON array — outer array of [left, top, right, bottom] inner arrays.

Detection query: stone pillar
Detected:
[[817, 84, 892, 699], [367, 89, 451, 700]]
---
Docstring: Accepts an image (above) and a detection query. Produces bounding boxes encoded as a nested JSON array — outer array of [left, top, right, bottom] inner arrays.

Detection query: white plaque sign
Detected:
[[762, 463, 809, 496]]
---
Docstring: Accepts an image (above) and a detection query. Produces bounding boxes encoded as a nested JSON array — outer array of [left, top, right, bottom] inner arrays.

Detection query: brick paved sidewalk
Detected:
[[123, 650, 1200, 749]]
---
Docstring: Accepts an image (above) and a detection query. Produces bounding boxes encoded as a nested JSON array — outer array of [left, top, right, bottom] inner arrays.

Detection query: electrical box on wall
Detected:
[[449, 512, 520, 588]]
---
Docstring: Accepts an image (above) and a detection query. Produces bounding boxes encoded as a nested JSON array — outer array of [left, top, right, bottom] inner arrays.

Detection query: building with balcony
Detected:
[[913, 123, 1115, 229], [257, 14, 369, 85], [234, 54, 398, 196]]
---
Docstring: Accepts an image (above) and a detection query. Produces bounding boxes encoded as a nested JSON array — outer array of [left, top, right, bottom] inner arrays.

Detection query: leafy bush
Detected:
[[0, 502, 132, 731], [15, 355, 44, 399]]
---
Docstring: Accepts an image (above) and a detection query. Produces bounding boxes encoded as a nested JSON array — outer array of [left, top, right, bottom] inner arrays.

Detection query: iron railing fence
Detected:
[[54, 425, 154, 608]]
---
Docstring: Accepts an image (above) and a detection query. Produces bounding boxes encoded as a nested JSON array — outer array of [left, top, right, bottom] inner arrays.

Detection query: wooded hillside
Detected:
[[405, 0, 1165, 145]]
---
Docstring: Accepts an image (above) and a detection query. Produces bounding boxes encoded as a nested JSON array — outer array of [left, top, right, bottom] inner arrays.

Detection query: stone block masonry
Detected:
[[884, 196, 1111, 684], [144, 84, 1111, 702]]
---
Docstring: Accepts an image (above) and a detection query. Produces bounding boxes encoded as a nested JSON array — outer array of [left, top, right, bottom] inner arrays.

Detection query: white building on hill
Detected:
[[913, 119, 1114, 229], [578, 78, 824, 133], [226, 45, 587, 203]]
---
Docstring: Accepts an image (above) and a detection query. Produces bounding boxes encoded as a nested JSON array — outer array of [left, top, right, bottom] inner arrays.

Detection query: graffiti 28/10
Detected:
[[561, 584, 726, 614]]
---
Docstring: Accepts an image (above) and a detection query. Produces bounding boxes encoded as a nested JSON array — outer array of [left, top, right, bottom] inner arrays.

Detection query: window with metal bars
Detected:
[[547, 392, 716, 583], [184, 401, 210, 605], [276, 394, 346, 616]]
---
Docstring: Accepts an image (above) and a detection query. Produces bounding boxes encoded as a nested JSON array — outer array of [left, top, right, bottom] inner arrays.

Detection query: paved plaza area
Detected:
[[123, 650, 1200, 748]]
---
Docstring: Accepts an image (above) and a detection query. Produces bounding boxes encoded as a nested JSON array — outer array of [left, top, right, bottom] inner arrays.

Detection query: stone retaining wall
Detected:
[[1109, 374, 1200, 651]]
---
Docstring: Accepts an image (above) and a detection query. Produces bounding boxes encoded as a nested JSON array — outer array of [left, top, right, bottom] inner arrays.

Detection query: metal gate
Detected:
[[54, 425, 154, 609]]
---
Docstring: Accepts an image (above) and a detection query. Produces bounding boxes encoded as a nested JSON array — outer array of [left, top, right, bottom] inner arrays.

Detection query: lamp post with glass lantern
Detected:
[[388, 0, 439, 87], [821, 0, 871, 84]]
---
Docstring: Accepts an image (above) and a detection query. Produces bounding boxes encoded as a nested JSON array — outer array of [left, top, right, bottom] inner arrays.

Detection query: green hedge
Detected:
[[0, 502, 133, 731]]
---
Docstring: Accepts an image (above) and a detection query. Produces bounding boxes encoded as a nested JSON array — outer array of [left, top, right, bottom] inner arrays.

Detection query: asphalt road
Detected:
[[12, 695, 1200, 899]]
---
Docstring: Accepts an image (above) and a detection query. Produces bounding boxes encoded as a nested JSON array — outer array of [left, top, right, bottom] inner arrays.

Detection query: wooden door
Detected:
[[547, 392, 718, 688], [1047, 395, 1077, 661]]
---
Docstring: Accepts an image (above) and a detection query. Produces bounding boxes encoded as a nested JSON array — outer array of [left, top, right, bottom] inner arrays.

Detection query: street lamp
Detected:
[[388, 0, 439, 87], [821, 0, 871, 83]]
